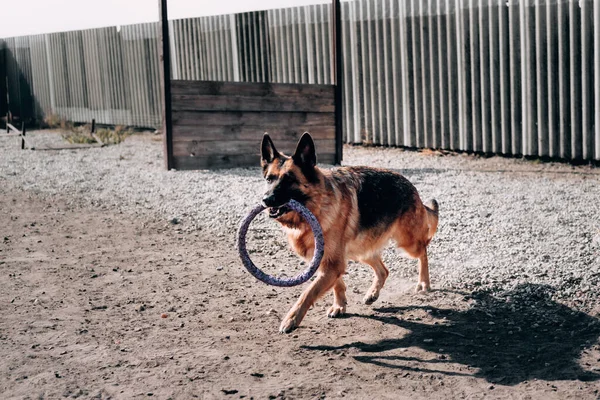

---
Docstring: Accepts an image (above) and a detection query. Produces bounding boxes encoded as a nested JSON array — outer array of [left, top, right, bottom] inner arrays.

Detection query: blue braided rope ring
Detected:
[[237, 199, 324, 287]]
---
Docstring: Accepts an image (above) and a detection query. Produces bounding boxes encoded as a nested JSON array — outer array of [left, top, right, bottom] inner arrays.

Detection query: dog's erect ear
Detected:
[[292, 132, 316, 168], [261, 133, 280, 165]]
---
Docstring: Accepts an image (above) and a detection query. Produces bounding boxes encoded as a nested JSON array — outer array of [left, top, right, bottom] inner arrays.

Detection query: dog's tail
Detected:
[[424, 199, 439, 240]]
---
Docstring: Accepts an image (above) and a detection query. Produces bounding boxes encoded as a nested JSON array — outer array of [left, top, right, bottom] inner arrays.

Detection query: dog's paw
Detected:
[[415, 281, 431, 293], [327, 304, 346, 318], [279, 315, 299, 334], [363, 291, 380, 305]]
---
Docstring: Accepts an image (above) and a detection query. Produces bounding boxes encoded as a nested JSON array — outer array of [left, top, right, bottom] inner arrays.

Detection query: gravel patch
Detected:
[[1, 130, 599, 312]]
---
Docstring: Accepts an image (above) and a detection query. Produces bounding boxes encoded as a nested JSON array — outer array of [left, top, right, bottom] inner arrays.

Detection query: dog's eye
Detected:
[[266, 175, 276, 184]]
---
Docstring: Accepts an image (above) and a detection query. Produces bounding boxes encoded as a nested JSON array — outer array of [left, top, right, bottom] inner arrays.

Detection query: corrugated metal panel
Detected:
[[1, 0, 598, 160], [338, 0, 597, 161]]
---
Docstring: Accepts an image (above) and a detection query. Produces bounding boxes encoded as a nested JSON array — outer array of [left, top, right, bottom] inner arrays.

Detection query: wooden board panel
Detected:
[[169, 80, 337, 169], [173, 154, 260, 170], [171, 80, 335, 97], [171, 94, 334, 113], [172, 152, 337, 170], [172, 111, 335, 127], [172, 138, 336, 158], [172, 125, 335, 141]]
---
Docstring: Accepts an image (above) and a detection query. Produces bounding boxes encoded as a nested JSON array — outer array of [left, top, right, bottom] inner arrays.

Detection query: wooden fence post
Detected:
[[332, 0, 343, 165], [159, 0, 174, 170]]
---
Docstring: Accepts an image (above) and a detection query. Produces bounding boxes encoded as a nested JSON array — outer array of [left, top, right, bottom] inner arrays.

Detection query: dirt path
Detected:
[[1, 186, 599, 399]]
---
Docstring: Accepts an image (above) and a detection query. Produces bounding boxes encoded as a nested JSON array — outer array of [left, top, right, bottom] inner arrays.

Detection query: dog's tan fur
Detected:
[[260, 133, 439, 333]]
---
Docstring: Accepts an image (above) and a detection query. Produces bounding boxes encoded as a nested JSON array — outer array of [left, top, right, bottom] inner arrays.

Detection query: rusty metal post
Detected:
[[21, 122, 26, 150], [6, 76, 9, 134]]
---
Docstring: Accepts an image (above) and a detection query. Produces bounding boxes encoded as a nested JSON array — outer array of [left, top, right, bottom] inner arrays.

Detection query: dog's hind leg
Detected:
[[327, 276, 347, 318], [359, 255, 389, 305], [424, 199, 439, 240], [415, 250, 430, 293], [393, 208, 433, 293], [397, 241, 430, 293]]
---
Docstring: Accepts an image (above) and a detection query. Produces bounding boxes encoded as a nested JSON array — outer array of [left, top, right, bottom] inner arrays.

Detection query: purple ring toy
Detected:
[[237, 199, 324, 287]]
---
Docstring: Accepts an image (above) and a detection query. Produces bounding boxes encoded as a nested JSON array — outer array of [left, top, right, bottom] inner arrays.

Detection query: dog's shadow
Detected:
[[302, 283, 600, 385]]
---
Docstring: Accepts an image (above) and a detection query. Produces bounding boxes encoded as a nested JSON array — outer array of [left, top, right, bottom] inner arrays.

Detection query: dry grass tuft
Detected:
[[43, 115, 134, 146], [94, 125, 134, 145]]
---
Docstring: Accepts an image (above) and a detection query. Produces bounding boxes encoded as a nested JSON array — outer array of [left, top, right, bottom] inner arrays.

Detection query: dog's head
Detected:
[[260, 132, 319, 219]]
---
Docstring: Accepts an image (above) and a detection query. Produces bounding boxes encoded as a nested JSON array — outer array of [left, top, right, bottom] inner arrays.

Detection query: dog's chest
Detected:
[[284, 227, 314, 261]]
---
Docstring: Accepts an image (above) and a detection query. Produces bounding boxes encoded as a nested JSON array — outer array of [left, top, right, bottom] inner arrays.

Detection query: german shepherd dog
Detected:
[[261, 132, 439, 333]]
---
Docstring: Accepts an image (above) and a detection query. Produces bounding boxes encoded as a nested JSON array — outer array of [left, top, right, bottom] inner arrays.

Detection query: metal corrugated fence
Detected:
[[1, 0, 599, 160], [1, 24, 162, 127], [341, 0, 598, 161]]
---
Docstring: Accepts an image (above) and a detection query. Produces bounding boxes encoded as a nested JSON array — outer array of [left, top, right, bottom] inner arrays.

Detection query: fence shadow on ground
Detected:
[[302, 284, 600, 385]]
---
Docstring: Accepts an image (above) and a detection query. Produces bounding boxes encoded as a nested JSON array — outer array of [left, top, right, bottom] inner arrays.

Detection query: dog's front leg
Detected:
[[279, 268, 341, 333], [327, 276, 347, 317]]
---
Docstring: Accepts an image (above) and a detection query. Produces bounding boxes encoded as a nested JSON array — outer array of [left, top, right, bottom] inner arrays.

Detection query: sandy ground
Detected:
[[0, 133, 600, 399], [1, 179, 599, 399]]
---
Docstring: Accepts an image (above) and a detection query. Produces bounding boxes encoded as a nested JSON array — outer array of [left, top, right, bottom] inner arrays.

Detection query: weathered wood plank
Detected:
[[172, 94, 335, 113], [169, 77, 337, 169], [172, 152, 337, 170], [172, 111, 335, 127], [172, 125, 335, 141], [173, 154, 260, 170], [171, 80, 335, 97], [172, 138, 336, 157]]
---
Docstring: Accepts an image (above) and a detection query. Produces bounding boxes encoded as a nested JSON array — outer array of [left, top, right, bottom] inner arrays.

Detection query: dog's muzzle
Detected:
[[268, 205, 290, 218]]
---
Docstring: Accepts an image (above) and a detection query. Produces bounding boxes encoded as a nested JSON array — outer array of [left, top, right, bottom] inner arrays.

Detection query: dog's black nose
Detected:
[[262, 194, 277, 207]]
